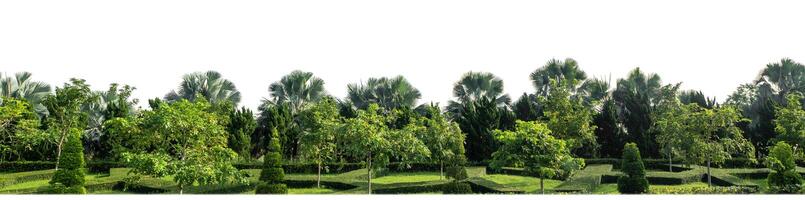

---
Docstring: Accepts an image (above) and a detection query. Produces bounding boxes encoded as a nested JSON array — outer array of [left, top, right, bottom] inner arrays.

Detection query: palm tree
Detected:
[[347, 76, 421, 111], [447, 71, 511, 117], [755, 58, 805, 99], [612, 67, 679, 158], [678, 90, 716, 109], [530, 58, 588, 97], [1, 72, 52, 116], [165, 71, 241, 105], [267, 70, 326, 113]]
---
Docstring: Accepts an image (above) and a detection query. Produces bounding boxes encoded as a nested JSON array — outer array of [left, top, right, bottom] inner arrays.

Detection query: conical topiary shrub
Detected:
[[617, 143, 649, 194], [49, 128, 87, 194], [255, 128, 288, 194]]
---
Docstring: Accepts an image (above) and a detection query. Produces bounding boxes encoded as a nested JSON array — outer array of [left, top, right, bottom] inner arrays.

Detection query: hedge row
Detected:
[[0, 169, 56, 189], [0, 161, 125, 173], [283, 179, 357, 190], [649, 186, 758, 194], [585, 158, 767, 169], [372, 182, 447, 194]]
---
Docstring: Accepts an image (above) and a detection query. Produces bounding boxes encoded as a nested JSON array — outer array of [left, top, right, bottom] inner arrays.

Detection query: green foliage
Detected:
[[228, 107, 256, 159], [447, 71, 511, 119], [490, 120, 583, 194], [542, 79, 597, 157], [443, 182, 473, 194], [773, 93, 805, 154], [118, 99, 245, 193], [43, 78, 94, 169], [612, 68, 679, 158], [268, 70, 326, 113], [347, 76, 421, 111], [298, 97, 340, 185], [530, 58, 587, 97], [164, 70, 241, 104], [593, 99, 624, 158], [617, 143, 648, 194], [49, 129, 85, 194], [256, 128, 287, 194], [0, 98, 45, 161], [765, 142, 803, 193], [456, 97, 514, 162], [513, 93, 541, 121], [254, 102, 295, 159], [0, 72, 52, 117]]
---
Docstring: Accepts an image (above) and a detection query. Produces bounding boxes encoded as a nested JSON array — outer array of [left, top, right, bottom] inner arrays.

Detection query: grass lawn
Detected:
[[746, 178, 768, 192], [239, 187, 337, 194], [0, 174, 105, 192], [593, 184, 619, 194], [371, 172, 443, 184], [481, 174, 562, 193]]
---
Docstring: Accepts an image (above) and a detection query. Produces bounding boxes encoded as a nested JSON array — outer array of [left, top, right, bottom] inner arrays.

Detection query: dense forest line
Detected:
[[2, 58, 804, 193]]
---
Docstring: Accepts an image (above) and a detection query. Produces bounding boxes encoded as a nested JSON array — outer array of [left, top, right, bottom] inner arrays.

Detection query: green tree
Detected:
[[455, 97, 514, 162], [48, 128, 86, 194], [411, 105, 466, 179], [513, 93, 542, 121], [773, 93, 805, 154], [268, 70, 327, 113], [43, 79, 94, 169], [298, 97, 340, 187], [685, 105, 756, 186], [678, 90, 717, 109], [84, 83, 137, 160], [617, 143, 649, 194], [165, 70, 241, 105], [347, 76, 421, 111], [530, 58, 588, 97], [654, 100, 689, 172], [593, 98, 624, 158], [612, 68, 680, 158], [253, 102, 294, 159], [542, 80, 598, 157], [490, 120, 584, 194], [339, 104, 430, 194], [765, 141, 803, 193], [0, 72, 52, 117], [0, 98, 45, 161], [447, 71, 511, 118], [120, 99, 245, 194], [256, 128, 288, 194], [228, 107, 256, 160]]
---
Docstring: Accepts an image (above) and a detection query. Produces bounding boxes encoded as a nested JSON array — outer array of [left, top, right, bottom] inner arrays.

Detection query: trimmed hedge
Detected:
[[283, 179, 357, 190], [443, 182, 473, 194], [0, 169, 56, 189], [0, 161, 126, 174], [649, 186, 758, 194], [372, 182, 447, 194]]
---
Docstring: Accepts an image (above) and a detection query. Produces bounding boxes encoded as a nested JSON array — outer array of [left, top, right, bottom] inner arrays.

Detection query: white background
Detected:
[[2, 0, 805, 111]]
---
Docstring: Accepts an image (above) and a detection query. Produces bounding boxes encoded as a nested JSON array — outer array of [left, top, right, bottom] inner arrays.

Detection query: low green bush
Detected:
[[255, 182, 288, 194], [48, 130, 86, 194], [283, 179, 357, 190], [443, 182, 473, 194], [372, 182, 446, 194], [649, 186, 758, 194], [0, 161, 55, 172], [617, 143, 648, 194]]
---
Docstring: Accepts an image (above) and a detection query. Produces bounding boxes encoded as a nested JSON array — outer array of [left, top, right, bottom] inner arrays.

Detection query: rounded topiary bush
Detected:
[[617, 143, 649, 194], [255, 182, 289, 194], [443, 182, 473, 194], [256, 128, 288, 194], [765, 142, 803, 194], [49, 129, 86, 194]]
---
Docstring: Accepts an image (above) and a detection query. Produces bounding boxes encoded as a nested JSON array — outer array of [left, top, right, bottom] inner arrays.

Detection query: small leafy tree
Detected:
[[412, 104, 466, 179], [617, 143, 649, 194], [490, 120, 584, 194], [654, 100, 689, 172], [256, 128, 288, 194], [0, 98, 45, 161], [685, 105, 756, 186], [49, 128, 85, 193], [765, 141, 803, 193], [43, 78, 94, 170], [228, 107, 256, 160], [339, 104, 430, 194], [119, 99, 245, 194], [542, 80, 598, 157], [773, 93, 805, 154], [298, 97, 340, 187]]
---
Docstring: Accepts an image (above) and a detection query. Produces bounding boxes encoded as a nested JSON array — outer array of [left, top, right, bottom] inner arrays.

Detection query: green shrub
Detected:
[[255, 128, 287, 194], [765, 142, 803, 194], [617, 143, 648, 194], [443, 182, 473, 194], [48, 129, 86, 194], [649, 186, 757, 194], [255, 182, 288, 194]]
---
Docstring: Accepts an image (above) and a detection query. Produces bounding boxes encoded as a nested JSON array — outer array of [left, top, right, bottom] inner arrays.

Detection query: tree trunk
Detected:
[[54, 131, 67, 170], [317, 161, 322, 188], [440, 161, 444, 180], [706, 157, 712, 187], [540, 175, 545, 194], [368, 151, 372, 194], [179, 184, 184, 195], [668, 149, 673, 172]]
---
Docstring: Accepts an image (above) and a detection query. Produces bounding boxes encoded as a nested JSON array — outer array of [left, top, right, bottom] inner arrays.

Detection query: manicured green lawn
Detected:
[[0, 174, 105, 192], [371, 172, 443, 184], [289, 187, 337, 194], [481, 174, 562, 193], [593, 184, 619, 194]]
